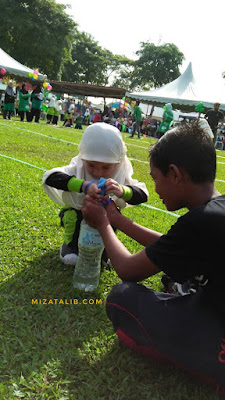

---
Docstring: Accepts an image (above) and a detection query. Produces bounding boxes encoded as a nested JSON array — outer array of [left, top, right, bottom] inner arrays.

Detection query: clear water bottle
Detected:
[[73, 220, 104, 292]]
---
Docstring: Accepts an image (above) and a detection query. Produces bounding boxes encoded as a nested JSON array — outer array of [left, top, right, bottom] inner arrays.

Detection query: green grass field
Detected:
[[1, 118, 225, 400]]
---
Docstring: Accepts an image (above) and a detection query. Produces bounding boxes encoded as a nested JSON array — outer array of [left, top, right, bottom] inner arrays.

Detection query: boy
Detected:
[[82, 122, 225, 391]]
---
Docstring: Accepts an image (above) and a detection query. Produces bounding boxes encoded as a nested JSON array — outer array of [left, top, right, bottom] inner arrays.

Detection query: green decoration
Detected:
[[195, 102, 204, 113]]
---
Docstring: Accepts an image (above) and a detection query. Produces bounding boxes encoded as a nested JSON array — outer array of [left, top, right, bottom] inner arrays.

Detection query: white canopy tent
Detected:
[[0, 48, 46, 81], [126, 63, 225, 112]]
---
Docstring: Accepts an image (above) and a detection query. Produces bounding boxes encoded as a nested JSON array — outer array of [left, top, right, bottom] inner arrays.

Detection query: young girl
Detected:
[[43, 123, 149, 265]]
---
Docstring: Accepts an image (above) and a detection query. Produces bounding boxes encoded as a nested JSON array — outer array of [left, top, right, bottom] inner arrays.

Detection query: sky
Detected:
[[56, 0, 225, 84]]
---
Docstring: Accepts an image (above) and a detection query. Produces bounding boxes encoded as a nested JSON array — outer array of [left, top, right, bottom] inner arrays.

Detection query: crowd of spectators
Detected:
[[0, 83, 161, 136]]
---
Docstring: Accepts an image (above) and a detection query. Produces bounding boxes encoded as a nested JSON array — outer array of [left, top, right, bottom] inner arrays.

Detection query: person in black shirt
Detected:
[[205, 102, 224, 144], [82, 121, 225, 392], [3, 80, 15, 120]]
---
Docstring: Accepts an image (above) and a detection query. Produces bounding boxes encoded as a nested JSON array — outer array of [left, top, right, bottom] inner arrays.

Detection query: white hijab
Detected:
[[43, 123, 148, 209]]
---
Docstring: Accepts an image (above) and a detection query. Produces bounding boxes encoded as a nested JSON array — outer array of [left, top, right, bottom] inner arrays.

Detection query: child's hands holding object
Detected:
[[83, 177, 123, 203], [82, 180, 101, 198], [104, 178, 123, 198]]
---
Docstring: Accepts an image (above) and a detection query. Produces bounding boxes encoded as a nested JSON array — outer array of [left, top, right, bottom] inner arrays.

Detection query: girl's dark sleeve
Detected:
[[45, 172, 73, 191], [125, 185, 148, 205]]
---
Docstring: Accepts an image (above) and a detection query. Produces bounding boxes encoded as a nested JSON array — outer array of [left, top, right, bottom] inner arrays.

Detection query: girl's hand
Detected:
[[82, 181, 102, 199], [105, 179, 123, 198]]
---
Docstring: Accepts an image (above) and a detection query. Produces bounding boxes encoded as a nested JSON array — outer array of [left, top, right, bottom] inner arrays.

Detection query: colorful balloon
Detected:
[[43, 82, 48, 88], [0, 68, 6, 75], [33, 70, 39, 75], [28, 72, 33, 77], [33, 74, 38, 80], [47, 85, 52, 91]]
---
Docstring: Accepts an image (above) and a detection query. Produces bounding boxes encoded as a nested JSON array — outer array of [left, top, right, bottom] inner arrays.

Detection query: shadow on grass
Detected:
[[0, 250, 221, 399]]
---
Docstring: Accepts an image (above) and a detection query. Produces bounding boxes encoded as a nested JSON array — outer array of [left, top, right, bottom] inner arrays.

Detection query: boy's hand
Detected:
[[82, 195, 107, 229], [105, 179, 123, 198], [105, 200, 120, 226]]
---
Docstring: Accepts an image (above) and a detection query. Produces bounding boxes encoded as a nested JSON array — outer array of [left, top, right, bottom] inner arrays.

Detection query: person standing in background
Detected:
[[30, 84, 43, 123], [53, 99, 62, 125], [18, 83, 31, 122], [205, 103, 224, 145], [46, 95, 56, 124], [130, 100, 142, 139], [157, 103, 174, 138], [3, 80, 15, 120]]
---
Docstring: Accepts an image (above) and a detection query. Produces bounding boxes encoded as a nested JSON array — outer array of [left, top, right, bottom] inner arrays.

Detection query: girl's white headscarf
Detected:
[[43, 122, 148, 209]]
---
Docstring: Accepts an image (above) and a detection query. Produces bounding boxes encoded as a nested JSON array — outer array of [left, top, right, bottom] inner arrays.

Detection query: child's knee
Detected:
[[62, 209, 77, 227], [59, 208, 76, 227]]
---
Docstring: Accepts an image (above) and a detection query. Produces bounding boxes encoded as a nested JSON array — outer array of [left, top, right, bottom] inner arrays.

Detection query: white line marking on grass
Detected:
[[0, 153, 47, 171], [0, 122, 79, 146], [125, 143, 149, 149], [129, 158, 149, 164], [0, 122, 151, 150], [141, 203, 179, 217]]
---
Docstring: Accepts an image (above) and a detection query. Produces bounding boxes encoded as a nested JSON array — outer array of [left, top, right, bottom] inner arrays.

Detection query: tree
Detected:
[[62, 31, 132, 87], [106, 54, 134, 89], [111, 64, 135, 91], [62, 31, 108, 85], [131, 42, 185, 90], [0, 0, 76, 79]]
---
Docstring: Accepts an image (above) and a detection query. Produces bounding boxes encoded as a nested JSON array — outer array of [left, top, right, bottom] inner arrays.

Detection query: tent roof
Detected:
[[49, 80, 126, 99], [126, 63, 225, 112], [0, 48, 46, 81]]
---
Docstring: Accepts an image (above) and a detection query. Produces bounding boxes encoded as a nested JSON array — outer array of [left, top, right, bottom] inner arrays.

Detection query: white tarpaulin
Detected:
[[126, 63, 225, 111], [0, 48, 46, 81]]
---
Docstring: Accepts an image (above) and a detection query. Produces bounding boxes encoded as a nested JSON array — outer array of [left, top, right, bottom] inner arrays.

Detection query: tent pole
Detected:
[[150, 105, 154, 117]]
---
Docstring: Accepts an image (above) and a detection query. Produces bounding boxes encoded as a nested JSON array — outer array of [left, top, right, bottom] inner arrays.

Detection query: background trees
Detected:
[[131, 42, 185, 90], [0, 0, 76, 79], [0, 0, 184, 89]]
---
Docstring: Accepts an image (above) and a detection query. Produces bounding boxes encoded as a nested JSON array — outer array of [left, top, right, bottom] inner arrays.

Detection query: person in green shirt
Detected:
[[18, 83, 31, 122], [157, 103, 174, 138], [75, 111, 83, 129], [130, 100, 142, 139]]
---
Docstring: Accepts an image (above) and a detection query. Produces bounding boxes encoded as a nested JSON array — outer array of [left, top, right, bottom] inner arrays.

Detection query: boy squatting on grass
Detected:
[[82, 122, 225, 392], [43, 122, 149, 265]]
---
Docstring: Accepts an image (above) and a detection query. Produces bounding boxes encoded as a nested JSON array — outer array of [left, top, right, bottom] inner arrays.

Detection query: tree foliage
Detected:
[[131, 42, 185, 90], [62, 31, 108, 85], [61, 31, 132, 86], [0, 0, 76, 79], [0, 2, 184, 88]]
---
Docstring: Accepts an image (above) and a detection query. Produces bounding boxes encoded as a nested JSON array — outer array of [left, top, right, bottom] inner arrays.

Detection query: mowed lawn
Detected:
[[1, 118, 225, 400]]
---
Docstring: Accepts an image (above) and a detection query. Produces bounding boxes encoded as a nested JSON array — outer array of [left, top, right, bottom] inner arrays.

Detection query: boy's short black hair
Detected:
[[149, 121, 216, 183]]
